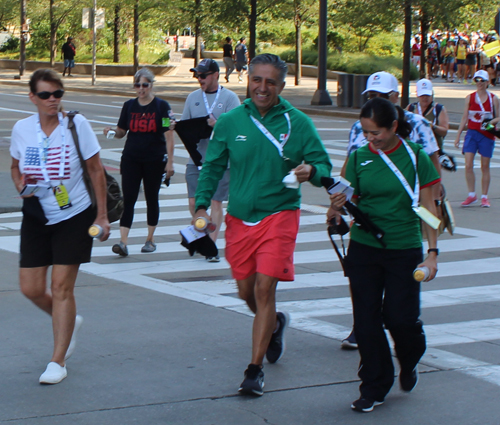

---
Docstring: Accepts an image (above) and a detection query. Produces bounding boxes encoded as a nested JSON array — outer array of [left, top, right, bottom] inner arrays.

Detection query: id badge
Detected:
[[53, 184, 72, 210], [413, 205, 440, 230]]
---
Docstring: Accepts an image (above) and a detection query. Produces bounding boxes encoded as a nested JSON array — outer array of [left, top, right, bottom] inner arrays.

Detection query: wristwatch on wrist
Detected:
[[428, 248, 439, 255]]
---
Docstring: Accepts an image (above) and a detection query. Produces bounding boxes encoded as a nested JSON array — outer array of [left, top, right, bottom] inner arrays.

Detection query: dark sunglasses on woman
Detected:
[[36, 90, 65, 100], [133, 83, 151, 88]]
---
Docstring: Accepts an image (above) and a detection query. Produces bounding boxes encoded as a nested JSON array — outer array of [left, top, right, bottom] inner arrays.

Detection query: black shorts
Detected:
[[20, 206, 96, 268]]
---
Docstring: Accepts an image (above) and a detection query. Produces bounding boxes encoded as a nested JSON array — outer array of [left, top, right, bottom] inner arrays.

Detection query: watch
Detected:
[[427, 248, 439, 255]]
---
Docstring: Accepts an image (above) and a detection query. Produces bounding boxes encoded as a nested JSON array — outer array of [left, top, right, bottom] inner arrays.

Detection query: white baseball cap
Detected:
[[473, 70, 489, 81], [416, 79, 433, 96], [362, 72, 399, 95]]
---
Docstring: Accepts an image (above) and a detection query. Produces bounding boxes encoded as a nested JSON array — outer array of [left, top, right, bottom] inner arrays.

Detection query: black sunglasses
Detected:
[[36, 90, 64, 100], [474, 78, 488, 83], [133, 83, 151, 88], [195, 72, 214, 80], [367, 91, 391, 100]]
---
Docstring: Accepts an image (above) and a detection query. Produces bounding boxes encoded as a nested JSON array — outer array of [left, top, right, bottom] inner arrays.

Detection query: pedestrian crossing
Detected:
[[1, 136, 500, 389]]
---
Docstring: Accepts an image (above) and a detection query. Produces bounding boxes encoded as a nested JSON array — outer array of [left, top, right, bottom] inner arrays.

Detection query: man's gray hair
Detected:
[[134, 67, 156, 83], [249, 54, 288, 83]]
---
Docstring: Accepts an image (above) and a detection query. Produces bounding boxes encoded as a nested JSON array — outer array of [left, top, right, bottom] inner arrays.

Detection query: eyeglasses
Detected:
[[195, 72, 215, 80], [36, 90, 64, 100], [474, 78, 488, 83], [133, 83, 151, 88]]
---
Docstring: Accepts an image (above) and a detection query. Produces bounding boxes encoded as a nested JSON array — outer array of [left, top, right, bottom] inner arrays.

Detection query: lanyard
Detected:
[[377, 137, 419, 209], [417, 102, 437, 125], [202, 86, 222, 115], [35, 112, 67, 184], [250, 113, 291, 158], [475, 91, 493, 114]]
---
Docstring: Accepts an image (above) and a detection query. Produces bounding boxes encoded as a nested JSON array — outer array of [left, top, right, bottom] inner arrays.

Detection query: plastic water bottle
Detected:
[[88, 224, 103, 239], [413, 266, 430, 282], [194, 217, 216, 233]]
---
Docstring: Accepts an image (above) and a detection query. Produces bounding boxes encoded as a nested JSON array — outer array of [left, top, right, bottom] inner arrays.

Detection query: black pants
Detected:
[[344, 240, 426, 401], [120, 155, 165, 228]]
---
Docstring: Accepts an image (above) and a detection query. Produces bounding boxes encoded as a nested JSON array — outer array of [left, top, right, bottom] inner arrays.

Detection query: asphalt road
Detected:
[[0, 87, 499, 424]]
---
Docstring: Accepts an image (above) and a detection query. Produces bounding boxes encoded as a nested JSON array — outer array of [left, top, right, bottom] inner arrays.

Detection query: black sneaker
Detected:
[[266, 311, 289, 364], [341, 329, 358, 350], [399, 365, 419, 392], [238, 364, 264, 396], [351, 397, 384, 413]]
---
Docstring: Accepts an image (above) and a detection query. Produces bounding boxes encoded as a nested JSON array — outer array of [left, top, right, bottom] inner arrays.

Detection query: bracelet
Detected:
[[427, 248, 439, 255]]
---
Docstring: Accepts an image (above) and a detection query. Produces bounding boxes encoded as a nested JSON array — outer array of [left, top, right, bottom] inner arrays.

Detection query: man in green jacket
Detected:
[[195, 53, 332, 396]]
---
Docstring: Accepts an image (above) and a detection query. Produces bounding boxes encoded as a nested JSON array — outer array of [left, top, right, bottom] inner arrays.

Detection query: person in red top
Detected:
[[411, 36, 422, 70], [455, 70, 499, 208]]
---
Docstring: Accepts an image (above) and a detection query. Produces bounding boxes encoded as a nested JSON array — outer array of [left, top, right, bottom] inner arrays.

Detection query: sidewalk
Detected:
[[0, 57, 479, 123]]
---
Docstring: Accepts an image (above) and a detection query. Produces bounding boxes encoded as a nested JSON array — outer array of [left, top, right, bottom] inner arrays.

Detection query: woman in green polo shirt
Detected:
[[328, 98, 440, 413]]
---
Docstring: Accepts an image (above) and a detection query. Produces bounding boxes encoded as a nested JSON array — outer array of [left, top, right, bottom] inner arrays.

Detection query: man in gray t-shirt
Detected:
[[182, 59, 240, 262]]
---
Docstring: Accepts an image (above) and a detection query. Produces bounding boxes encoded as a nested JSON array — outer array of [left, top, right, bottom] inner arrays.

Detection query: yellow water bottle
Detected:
[[88, 224, 103, 239], [413, 266, 430, 282]]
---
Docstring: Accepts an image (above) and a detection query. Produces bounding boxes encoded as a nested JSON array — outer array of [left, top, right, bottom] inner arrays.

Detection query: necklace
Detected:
[[138, 97, 154, 118]]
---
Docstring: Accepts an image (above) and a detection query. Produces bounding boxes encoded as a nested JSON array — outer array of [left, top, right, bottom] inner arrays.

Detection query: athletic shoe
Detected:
[[266, 311, 289, 363], [112, 241, 128, 256], [39, 362, 67, 384], [341, 329, 358, 350], [64, 315, 83, 361], [238, 364, 264, 396], [206, 255, 220, 263], [351, 397, 384, 413], [461, 195, 477, 207], [225, 76, 229, 83], [481, 198, 491, 208], [399, 365, 419, 392], [141, 241, 157, 253]]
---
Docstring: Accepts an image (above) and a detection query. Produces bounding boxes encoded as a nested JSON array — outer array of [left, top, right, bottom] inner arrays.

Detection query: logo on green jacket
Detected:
[[235, 135, 247, 142]]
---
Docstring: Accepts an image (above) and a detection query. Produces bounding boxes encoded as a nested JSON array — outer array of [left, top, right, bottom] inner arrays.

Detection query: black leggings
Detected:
[[120, 155, 165, 229]]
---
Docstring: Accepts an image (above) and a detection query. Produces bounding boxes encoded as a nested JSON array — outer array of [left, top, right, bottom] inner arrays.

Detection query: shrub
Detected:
[[0, 36, 19, 52], [278, 49, 419, 80]]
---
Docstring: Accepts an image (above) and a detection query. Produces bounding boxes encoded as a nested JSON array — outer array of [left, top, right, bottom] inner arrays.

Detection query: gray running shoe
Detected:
[[141, 241, 157, 253], [112, 242, 128, 257]]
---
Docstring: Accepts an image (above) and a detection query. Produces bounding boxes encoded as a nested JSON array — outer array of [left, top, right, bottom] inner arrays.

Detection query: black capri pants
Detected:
[[120, 155, 165, 229], [344, 240, 426, 402]]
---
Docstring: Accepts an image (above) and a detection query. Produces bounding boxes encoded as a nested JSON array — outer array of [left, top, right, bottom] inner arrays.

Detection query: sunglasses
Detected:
[[195, 72, 214, 80], [367, 92, 391, 100], [474, 78, 488, 83], [133, 83, 151, 88], [36, 90, 64, 100]]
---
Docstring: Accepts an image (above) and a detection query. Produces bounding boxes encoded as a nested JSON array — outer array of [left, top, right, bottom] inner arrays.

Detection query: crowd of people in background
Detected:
[[411, 29, 500, 85]]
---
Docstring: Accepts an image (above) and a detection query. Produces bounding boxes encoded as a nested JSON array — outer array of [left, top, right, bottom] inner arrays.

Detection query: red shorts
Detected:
[[225, 210, 300, 281]]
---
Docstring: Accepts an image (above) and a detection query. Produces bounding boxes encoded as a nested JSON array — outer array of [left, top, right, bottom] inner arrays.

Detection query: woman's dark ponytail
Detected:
[[394, 105, 412, 139]]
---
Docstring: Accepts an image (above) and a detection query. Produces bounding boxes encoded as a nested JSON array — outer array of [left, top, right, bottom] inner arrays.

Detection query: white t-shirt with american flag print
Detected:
[[10, 113, 101, 225]]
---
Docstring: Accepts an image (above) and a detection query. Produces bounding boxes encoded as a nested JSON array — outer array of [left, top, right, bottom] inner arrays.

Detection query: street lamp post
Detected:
[[311, 0, 332, 105], [92, 0, 97, 86]]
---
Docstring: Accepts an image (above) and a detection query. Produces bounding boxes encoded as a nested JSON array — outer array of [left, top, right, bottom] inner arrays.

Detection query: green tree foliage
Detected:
[[331, 0, 402, 52]]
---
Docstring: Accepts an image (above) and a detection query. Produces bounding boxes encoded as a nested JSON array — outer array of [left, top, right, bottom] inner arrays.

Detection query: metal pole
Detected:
[[92, 0, 97, 86], [401, 0, 412, 108], [311, 0, 332, 105]]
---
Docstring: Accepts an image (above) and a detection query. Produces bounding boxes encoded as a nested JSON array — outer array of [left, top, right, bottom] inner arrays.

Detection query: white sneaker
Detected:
[[39, 362, 67, 384], [65, 315, 83, 361]]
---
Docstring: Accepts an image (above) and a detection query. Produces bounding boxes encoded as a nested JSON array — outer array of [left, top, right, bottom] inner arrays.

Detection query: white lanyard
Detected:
[[35, 112, 67, 184], [475, 91, 492, 114], [417, 102, 437, 125], [202, 86, 221, 115], [377, 138, 419, 209], [250, 113, 291, 158]]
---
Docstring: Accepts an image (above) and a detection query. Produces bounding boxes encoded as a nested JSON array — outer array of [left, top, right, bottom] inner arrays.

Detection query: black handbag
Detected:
[[67, 112, 124, 223]]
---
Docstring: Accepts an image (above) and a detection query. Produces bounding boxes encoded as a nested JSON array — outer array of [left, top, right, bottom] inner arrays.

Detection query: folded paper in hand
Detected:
[[325, 176, 354, 200]]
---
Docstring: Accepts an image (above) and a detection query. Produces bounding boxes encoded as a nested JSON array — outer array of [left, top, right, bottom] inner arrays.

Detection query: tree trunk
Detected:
[[113, 5, 120, 63], [420, 11, 429, 79], [133, 0, 139, 74], [402, 0, 412, 108], [249, 0, 257, 60], [49, 0, 56, 67], [194, 0, 201, 67], [295, 20, 302, 86]]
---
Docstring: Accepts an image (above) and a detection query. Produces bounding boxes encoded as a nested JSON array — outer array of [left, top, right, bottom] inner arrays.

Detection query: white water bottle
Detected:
[[194, 217, 216, 233], [88, 224, 103, 239], [413, 266, 430, 282]]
